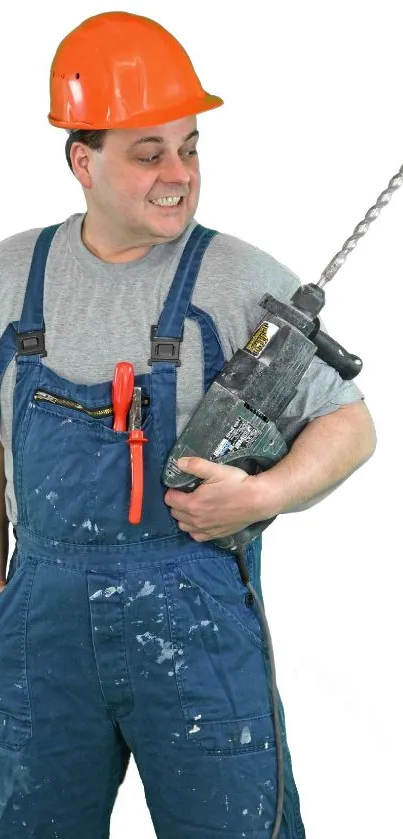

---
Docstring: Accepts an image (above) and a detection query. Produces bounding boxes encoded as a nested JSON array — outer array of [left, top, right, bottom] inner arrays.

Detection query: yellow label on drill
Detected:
[[244, 321, 278, 357]]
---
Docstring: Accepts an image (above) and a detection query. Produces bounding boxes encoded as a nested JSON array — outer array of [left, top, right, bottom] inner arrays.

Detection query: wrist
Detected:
[[246, 469, 287, 520]]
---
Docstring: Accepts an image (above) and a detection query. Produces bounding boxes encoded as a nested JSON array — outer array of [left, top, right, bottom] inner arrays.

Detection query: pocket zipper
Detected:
[[33, 389, 150, 419]]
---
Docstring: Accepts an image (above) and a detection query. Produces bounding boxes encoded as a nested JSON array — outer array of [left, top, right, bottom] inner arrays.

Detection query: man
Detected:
[[0, 10, 376, 839]]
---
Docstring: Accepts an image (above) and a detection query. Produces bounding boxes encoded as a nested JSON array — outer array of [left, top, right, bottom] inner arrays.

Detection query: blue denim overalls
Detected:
[[0, 223, 305, 838]]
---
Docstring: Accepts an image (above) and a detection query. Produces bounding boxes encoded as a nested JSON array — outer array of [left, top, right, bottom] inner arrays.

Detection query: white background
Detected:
[[1, 2, 402, 837]]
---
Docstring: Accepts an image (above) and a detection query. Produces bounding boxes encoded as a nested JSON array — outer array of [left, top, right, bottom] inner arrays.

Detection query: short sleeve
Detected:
[[276, 354, 364, 444]]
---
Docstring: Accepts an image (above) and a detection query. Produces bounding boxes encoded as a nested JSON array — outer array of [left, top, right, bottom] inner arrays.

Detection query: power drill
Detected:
[[162, 281, 362, 553]]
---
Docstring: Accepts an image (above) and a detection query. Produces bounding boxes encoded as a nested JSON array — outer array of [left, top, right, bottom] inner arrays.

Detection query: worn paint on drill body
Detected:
[[0, 225, 305, 837]]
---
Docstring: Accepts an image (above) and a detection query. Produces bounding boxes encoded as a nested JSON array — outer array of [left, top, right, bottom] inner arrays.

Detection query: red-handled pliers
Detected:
[[112, 362, 148, 524]]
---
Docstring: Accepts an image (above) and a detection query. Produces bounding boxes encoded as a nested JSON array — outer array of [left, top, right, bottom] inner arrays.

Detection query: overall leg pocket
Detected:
[[163, 553, 277, 755], [0, 555, 36, 750]]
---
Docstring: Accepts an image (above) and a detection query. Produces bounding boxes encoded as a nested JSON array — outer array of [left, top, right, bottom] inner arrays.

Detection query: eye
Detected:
[[136, 147, 198, 164], [137, 154, 161, 164]]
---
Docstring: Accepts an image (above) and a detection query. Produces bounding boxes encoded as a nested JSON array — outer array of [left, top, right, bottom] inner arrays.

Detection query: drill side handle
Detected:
[[311, 321, 363, 380]]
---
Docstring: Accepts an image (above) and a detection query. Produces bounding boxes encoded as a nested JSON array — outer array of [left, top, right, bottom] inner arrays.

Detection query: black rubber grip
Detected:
[[312, 329, 363, 380]]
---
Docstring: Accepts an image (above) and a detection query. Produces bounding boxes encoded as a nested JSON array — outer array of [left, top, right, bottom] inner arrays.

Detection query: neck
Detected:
[[81, 214, 153, 263]]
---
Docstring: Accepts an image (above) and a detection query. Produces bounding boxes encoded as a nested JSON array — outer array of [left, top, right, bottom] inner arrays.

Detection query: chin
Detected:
[[151, 215, 191, 241]]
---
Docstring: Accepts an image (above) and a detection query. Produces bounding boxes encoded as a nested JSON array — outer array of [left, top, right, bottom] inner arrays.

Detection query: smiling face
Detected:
[[70, 117, 201, 258]]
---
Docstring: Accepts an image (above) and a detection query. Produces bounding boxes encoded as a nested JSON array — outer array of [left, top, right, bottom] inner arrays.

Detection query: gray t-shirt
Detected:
[[0, 212, 364, 524]]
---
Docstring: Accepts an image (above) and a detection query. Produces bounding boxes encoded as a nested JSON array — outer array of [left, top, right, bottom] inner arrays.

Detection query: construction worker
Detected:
[[0, 11, 376, 839]]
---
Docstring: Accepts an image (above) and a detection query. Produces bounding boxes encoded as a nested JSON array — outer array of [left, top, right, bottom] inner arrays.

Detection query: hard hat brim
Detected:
[[48, 93, 224, 130]]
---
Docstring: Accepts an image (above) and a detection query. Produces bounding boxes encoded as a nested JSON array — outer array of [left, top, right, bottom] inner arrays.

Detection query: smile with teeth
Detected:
[[150, 196, 183, 206]]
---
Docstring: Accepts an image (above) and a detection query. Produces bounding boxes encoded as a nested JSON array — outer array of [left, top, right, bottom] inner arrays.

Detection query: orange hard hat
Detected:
[[48, 11, 224, 130]]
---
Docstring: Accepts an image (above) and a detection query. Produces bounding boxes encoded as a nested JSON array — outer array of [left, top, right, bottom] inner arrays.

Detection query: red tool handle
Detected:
[[112, 362, 134, 431], [128, 430, 148, 524]]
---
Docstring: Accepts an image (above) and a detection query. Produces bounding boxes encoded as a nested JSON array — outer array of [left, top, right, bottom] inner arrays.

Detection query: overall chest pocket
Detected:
[[18, 390, 157, 545]]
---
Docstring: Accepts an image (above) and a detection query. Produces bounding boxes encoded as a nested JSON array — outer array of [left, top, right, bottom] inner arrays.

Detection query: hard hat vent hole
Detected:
[[61, 73, 65, 79], [75, 73, 80, 79]]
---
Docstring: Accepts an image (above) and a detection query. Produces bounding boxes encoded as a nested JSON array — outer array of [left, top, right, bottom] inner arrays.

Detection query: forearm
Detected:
[[252, 400, 377, 517]]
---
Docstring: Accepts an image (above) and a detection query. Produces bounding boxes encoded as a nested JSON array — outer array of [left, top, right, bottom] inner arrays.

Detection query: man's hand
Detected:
[[0, 580, 6, 593], [164, 456, 279, 542], [163, 402, 376, 542]]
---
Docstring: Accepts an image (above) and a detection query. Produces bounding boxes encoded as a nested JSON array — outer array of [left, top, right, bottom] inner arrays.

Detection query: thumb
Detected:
[[177, 456, 229, 482]]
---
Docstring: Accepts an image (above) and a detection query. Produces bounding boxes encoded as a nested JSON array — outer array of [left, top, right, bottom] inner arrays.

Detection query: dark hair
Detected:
[[65, 129, 108, 172]]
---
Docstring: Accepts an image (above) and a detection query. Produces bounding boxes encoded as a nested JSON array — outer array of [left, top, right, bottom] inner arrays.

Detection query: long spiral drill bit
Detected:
[[318, 164, 403, 288]]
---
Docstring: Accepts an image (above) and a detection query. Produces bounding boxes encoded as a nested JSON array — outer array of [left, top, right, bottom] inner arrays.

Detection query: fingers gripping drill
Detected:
[[162, 163, 403, 839]]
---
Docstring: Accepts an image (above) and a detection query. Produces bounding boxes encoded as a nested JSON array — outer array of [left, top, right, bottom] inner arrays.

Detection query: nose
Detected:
[[159, 152, 192, 186]]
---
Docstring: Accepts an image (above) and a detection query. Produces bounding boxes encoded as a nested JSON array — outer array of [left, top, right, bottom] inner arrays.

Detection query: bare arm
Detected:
[[0, 440, 9, 590], [252, 400, 376, 516]]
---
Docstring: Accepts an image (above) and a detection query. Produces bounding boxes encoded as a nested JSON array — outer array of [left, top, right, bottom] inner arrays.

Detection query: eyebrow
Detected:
[[128, 130, 199, 149]]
